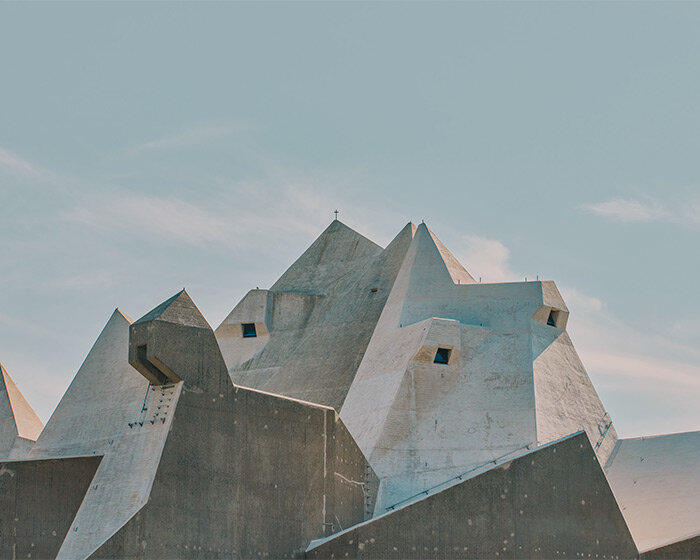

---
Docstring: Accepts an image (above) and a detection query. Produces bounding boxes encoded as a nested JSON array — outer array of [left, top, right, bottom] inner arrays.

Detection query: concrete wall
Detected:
[[307, 432, 638, 560], [90, 290, 376, 559], [92, 387, 376, 559], [0, 456, 101, 559]]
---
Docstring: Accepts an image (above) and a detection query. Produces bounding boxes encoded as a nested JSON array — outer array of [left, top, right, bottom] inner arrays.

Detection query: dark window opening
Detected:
[[434, 347, 451, 365], [547, 309, 559, 327], [242, 323, 257, 338]]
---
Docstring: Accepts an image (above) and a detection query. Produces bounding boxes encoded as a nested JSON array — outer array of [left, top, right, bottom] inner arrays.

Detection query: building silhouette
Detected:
[[1, 220, 698, 559]]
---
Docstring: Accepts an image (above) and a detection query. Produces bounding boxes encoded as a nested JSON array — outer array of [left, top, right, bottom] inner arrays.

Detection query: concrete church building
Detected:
[[1, 220, 698, 559]]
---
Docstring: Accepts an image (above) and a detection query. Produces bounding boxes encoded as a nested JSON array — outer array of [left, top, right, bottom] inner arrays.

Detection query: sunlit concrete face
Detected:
[[218, 221, 618, 511]]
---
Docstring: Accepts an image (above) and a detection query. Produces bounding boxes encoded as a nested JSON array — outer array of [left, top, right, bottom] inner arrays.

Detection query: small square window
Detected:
[[242, 323, 257, 338], [547, 310, 559, 327], [434, 347, 451, 365]]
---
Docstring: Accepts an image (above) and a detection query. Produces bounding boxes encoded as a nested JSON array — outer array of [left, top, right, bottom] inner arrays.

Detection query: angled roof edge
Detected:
[[0, 363, 44, 441], [426, 225, 476, 284], [307, 430, 587, 551], [134, 289, 210, 329]]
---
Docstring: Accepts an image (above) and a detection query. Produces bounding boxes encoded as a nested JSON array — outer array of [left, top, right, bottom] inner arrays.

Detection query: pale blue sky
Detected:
[[1, 2, 699, 437]]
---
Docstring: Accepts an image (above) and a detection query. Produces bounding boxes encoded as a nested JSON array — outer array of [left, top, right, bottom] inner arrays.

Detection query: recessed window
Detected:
[[547, 310, 560, 328], [242, 323, 257, 338], [434, 347, 451, 365]]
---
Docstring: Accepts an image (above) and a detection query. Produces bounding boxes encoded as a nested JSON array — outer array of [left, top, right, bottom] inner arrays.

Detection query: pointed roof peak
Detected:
[[134, 289, 210, 329], [383, 222, 417, 255], [271, 220, 382, 292], [0, 363, 43, 441], [422, 225, 476, 285], [113, 307, 134, 323]]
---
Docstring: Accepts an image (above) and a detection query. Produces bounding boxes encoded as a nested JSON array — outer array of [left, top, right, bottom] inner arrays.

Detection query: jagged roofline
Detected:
[[0, 362, 44, 441], [270, 219, 476, 292], [270, 219, 383, 292]]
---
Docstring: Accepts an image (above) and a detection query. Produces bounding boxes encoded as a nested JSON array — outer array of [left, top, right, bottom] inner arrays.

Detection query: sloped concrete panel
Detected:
[[532, 325, 618, 465], [307, 432, 637, 560], [0, 456, 101, 559], [29, 308, 180, 560], [606, 431, 700, 552]]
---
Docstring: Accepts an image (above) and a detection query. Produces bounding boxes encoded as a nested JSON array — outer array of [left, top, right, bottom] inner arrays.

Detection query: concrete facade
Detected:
[[0, 219, 698, 558], [0, 456, 101, 559], [217, 221, 618, 511], [307, 432, 638, 560]]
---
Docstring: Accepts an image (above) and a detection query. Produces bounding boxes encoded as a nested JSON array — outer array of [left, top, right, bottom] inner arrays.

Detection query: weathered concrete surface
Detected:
[[605, 431, 700, 552], [0, 219, 661, 558], [214, 220, 620, 511], [91, 290, 376, 559], [340, 223, 617, 510], [217, 221, 416, 410], [28, 308, 179, 560], [307, 432, 638, 560], [532, 323, 618, 464], [0, 455, 101, 559], [0, 363, 43, 459], [641, 534, 700, 559]]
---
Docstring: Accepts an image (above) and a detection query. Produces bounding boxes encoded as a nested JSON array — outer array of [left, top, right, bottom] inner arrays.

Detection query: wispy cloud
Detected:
[[582, 195, 700, 227], [453, 235, 517, 283], [560, 287, 604, 313], [60, 173, 404, 254], [125, 123, 245, 155], [0, 146, 45, 178]]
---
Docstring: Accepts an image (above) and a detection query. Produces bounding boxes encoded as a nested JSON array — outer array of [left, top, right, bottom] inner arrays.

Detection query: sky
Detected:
[[1, 2, 699, 438]]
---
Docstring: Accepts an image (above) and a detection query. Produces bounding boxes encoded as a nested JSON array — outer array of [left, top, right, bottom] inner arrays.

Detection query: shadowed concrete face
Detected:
[[90, 290, 377, 559], [0, 456, 101, 559], [307, 432, 638, 560]]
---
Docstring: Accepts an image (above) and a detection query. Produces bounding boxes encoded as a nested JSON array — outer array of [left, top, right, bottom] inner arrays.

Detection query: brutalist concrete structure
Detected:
[[0, 220, 698, 559]]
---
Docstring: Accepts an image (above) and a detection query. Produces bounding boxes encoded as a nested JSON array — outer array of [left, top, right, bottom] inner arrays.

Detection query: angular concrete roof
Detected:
[[3, 218, 696, 559], [271, 219, 383, 293], [216, 220, 617, 511], [134, 289, 210, 329], [0, 362, 43, 446]]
